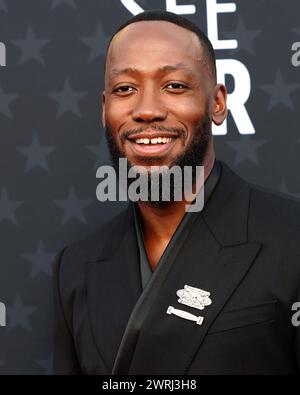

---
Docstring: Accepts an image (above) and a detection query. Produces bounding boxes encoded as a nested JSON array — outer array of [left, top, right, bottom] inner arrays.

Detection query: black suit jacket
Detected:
[[53, 161, 300, 374]]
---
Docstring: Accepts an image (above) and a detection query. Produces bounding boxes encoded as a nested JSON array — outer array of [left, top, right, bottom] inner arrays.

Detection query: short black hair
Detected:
[[104, 9, 216, 80]]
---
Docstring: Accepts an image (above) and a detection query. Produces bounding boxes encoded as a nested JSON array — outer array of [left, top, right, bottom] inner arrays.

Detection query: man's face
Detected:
[[102, 21, 224, 172]]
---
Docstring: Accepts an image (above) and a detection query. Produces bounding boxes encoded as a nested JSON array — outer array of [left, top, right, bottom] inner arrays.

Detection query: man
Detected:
[[53, 10, 300, 374]]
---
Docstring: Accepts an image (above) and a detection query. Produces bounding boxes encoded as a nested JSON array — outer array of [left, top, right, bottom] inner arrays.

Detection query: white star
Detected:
[[261, 71, 300, 110], [227, 137, 267, 166], [54, 186, 92, 224], [17, 133, 55, 172], [0, 84, 18, 119], [0, 189, 23, 225], [21, 240, 56, 278], [81, 24, 109, 63], [49, 79, 87, 118], [12, 25, 50, 65], [6, 294, 37, 331]]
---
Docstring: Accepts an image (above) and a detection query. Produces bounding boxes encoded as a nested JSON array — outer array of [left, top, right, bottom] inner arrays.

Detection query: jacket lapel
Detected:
[[112, 161, 262, 374], [125, 220, 261, 374], [85, 206, 142, 372]]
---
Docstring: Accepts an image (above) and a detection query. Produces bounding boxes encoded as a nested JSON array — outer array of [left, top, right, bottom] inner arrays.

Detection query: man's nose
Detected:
[[132, 89, 167, 122]]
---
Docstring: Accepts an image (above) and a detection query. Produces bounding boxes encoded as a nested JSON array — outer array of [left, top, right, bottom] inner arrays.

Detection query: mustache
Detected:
[[119, 124, 187, 143]]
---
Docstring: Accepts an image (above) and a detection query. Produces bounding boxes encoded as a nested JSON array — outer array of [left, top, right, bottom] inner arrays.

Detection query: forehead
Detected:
[[106, 21, 205, 79]]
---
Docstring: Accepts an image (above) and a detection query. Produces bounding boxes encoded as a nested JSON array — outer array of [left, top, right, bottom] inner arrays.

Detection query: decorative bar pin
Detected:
[[167, 306, 204, 325]]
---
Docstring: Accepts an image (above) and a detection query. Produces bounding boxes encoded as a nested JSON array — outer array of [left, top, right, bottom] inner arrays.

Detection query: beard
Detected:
[[104, 109, 212, 208]]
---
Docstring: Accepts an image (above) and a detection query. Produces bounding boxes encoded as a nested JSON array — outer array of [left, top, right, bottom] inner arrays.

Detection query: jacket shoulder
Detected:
[[54, 206, 130, 283], [219, 160, 300, 243], [249, 182, 300, 225], [247, 180, 300, 250], [220, 160, 300, 227]]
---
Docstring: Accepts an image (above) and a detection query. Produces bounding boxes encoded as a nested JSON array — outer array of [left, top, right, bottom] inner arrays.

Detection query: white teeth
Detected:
[[135, 138, 149, 144], [134, 137, 173, 144]]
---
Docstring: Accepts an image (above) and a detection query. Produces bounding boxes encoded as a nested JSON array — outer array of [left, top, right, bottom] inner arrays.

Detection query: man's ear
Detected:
[[101, 91, 106, 128], [212, 83, 227, 126]]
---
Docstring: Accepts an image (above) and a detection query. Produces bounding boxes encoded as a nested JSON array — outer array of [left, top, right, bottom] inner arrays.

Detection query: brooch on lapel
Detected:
[[177, 285, 212, 310], [166, 285, 212, 326]]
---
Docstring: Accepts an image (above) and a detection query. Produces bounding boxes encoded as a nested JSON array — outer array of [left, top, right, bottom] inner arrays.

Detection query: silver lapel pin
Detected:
[[176, 285, 212, 310], [167, 306, 204, 325]]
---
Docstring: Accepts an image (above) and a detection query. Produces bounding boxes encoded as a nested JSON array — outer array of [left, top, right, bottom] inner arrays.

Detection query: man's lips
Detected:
[[126, 130, 180, 141], [125, 131, 179, 157]]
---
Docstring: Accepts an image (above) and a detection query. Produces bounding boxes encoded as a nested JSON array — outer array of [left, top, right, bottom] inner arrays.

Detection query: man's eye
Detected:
[[165, 83, 188, 90], [114, 86, 134, 94]]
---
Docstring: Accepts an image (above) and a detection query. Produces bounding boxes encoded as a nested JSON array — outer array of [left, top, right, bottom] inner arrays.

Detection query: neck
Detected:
[[137, 150, 215, 243]]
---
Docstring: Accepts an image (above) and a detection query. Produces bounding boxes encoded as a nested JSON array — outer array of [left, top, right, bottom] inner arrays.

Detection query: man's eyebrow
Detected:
[[109, 63, 197, 78]]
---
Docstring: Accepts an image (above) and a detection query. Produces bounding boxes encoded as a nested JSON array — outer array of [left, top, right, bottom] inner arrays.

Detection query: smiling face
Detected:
[[102, 20, 227, 171]]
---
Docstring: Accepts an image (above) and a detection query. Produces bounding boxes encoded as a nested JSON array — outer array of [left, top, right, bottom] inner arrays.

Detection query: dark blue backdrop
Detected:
[[0, 0, 299, 374]]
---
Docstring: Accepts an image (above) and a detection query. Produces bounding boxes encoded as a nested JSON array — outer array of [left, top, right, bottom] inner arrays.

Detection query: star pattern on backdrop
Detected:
[[227, 137, 267, 166], [51, 0, 77, 10], [49, 79, 87, 118], [224, 18, 262, 56], [54, 186, 92, 225], [21, 240, 56, 278], [16, 133, 55, 172], [80, 24, 110, 63], [86, 138, 111, 169], [0, 84, 18, 119], [12, 26, 51, 66], [6, 294, 37, 332], [0, 189, 23, 225], [260, 70, 300, 111], [1, 0, 300, 375]]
